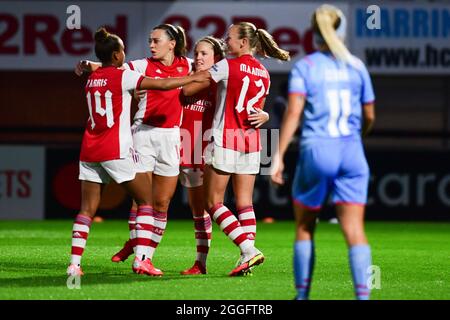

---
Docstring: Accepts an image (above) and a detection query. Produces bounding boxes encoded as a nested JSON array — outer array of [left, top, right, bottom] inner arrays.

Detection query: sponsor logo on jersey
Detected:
[[184, 96, 212, 109]]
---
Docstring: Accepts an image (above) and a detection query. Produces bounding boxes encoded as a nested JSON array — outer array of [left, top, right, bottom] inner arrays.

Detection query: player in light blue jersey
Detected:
[[271, 4, 376, 300]]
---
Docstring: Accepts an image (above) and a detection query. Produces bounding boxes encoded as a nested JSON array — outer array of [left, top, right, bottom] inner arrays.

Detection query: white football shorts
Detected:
[[133, 124, 181, 177], [204, 142, 260, 174], [79, 152, 137, 184], [179, 166, 204, 188]]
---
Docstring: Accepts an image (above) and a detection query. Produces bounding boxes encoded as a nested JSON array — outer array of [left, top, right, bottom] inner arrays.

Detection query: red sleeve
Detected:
[[135, 75, 145, 90]]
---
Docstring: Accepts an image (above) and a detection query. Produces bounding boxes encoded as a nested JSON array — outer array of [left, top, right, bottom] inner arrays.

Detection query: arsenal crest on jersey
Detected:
[[177, 67, 184, 73]]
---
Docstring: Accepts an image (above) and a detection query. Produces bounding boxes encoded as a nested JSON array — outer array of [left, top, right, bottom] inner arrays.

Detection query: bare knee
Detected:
[[296, 219, 316, 240], [205, 199, 216, 212], [203, 191, 223, 212], [293, 205, 317, 241], [234, 189, 253, 209], [341, 224, 368, 246]]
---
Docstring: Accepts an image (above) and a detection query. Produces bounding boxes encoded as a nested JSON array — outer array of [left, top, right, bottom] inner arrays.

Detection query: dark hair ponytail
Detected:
[[153, 24, 187, 57], [94, 27, 121, 64], [174, 26, 187, 57], [94, 27, 109, 43]]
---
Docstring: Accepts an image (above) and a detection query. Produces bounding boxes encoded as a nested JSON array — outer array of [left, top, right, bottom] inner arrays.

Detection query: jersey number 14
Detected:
[[86, 90, 114, 129]]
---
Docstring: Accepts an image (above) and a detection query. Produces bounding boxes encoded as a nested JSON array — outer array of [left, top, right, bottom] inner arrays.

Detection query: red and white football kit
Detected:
[[179, 84, 216, 188], [178, 85, 216, 271], [124, 56, 192, 176], [206, 54, 270, 174], [203, 56, 268, 272], [79, 66, 144, 184]]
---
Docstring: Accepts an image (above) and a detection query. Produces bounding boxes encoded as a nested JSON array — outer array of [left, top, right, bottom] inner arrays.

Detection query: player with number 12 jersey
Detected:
[[189, 23, 290, 276], [209, 54, 270, 154]]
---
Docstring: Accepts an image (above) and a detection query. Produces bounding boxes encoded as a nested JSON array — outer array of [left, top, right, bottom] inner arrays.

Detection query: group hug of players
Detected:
[[68, 4, 376, 300]]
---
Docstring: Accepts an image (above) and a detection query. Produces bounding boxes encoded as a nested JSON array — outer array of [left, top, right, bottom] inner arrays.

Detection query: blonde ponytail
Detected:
[[314, 5, 356, 66], [256, 29, 290, 61], [236, 22, 290, 62]]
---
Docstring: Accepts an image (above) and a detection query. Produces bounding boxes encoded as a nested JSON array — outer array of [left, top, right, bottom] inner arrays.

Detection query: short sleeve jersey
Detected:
[[124, 56, 192, 128], [209, 54, 271, 153], [288, 51, 375, 144], [80, 67, 144, 162], [180, 83, 216, 168]]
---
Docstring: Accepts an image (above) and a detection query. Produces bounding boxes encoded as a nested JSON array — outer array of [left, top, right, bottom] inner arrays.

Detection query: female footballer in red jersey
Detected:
[[76, 25, 192, 275], [68, 28, 207, 277], [78, 25, 194, 275], [184, 22, 290, 276], [178, 36, 225, 275], [80, 24, 192, 276]]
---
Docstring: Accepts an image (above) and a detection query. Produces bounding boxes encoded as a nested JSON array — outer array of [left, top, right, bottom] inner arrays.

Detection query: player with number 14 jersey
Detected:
[[80, 67, 144, 163]]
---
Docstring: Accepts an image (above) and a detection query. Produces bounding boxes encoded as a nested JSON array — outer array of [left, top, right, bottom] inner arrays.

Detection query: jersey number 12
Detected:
[[235, 76, 266, 114]]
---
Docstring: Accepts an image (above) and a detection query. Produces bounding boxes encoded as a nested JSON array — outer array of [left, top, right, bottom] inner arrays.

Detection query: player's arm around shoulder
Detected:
[[74, 60, 101, 76], [140, 70, 210, 91], [183, 58, 228, 96], [182, 71, 212, 96]]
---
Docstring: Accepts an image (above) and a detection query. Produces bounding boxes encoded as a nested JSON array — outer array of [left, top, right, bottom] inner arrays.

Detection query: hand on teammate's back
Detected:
[[134, 90, 146, 101], [248, 108, 269, 128], [74, 60, 92, 76]]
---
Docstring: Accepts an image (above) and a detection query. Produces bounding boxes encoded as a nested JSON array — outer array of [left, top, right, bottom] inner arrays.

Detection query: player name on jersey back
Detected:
[[324, 69, 349, 82], [240, 64, 269, 78], [86, 79, 108, 87]]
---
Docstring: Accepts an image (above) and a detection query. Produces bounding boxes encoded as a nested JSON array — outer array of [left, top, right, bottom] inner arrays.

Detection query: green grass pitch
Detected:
[[0, 220, 449, 300]]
